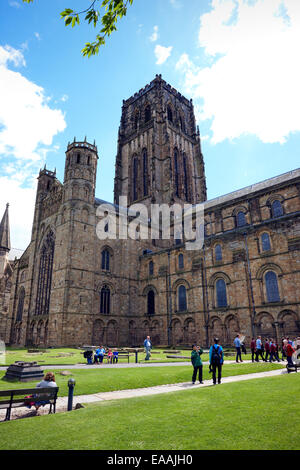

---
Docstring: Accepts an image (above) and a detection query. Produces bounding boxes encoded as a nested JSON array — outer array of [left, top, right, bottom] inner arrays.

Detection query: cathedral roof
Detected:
[[0, 203, 11, 252]]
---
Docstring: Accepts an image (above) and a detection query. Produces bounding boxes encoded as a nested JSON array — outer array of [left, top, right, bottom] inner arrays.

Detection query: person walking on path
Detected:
[[264, 339, 270, 362], [234, 334, 243, 363], [144, 336, 152, 361], [191, 345, 204, 384], [250, 337, 256, 362], [209, 338, 224, 385], [286, 342, 295, 367], [255, 336, 264, 362]]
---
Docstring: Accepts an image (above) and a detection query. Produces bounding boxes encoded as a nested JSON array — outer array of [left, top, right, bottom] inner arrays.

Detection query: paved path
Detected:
[[0, 366, 288, 422], [0, 359, 286, 371]]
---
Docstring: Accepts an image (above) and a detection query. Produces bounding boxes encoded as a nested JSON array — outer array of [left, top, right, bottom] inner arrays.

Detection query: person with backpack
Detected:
[[191, 345, 204, 384], [209, 337, 224, 385]]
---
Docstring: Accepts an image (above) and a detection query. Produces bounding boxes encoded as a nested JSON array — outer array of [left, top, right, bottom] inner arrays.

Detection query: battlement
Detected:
[[66, 138, 97, 153], [123, 75, 193, 108], [38, 167, 56, 179]]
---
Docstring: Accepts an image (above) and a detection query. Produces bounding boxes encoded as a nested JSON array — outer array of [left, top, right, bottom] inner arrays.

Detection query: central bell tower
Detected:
[[114, 75, 207, 208]]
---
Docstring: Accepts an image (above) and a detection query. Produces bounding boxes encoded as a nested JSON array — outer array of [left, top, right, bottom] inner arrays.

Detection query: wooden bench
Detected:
[[0, 387, 59, 421], [286, 363, 300, 373]]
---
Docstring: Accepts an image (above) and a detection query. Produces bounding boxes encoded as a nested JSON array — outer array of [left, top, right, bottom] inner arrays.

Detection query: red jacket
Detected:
[[251, 340, 256, 350], [270, 343, 276, 353], [286, 344, 295, 357], [265, 342, 270, 351]]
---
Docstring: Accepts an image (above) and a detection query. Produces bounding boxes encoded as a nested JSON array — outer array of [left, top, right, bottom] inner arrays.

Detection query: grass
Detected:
[[0, 373, 299, 450], [0, 362, 284, 397], [1, 346, 256, 366]]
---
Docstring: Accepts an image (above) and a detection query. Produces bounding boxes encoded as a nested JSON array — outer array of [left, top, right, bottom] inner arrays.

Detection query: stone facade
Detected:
[[1, 75, 300, 348]]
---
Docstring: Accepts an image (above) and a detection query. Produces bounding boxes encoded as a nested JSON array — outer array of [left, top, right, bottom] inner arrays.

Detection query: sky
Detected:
[[0, 0, 300, 255]]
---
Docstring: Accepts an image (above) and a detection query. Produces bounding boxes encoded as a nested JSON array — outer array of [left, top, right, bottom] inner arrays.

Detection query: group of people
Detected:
[[83, 346, 119, 364], [191, 338, 224, 385], [249, 336, 300, 365]]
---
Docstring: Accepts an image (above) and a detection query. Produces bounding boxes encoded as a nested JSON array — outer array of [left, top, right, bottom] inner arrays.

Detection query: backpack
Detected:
[[211, 345, 221, 364]]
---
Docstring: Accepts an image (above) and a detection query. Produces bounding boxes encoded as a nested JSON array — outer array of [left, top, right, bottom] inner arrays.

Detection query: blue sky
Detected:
[[0, 0, 300, 253]]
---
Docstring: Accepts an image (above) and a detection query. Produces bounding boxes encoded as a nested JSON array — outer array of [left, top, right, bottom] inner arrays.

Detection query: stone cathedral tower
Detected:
[[114, 75, 207, 209]]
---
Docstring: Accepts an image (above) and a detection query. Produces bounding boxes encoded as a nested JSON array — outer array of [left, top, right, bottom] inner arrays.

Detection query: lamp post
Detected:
[[67, 378, 76, 411]]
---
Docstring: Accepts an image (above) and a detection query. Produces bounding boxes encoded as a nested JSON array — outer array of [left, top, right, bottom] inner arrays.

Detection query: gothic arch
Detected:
[[171, 318, 183, 345], [106, 320, 119, 346], [183, 317, 197, 345], [92, 319, 105, 345], [209, 316, 224, 345], [277, 310, 300, 338], [224, 314, 240, 345], [254, 311, 276, 339]]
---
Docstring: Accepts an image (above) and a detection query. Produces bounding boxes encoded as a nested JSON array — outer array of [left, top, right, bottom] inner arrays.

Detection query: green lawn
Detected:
[[0, 373, 299, 450], [0, 362, 284, 397], [1, 346, 256, 366]]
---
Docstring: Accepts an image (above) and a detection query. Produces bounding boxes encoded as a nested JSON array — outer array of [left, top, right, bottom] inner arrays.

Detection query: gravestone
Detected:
[[4, 361, 44, 382]]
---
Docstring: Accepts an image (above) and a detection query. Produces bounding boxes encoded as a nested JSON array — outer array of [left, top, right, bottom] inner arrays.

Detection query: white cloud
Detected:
[[176, 0, 300, 144], [34, 32, 41, 41], [0, 45, 66, 161], [0, 44, 67, 250], [61, 94, 69, 102], [154, 45, 173, 65], [149, 25, 159, 42]]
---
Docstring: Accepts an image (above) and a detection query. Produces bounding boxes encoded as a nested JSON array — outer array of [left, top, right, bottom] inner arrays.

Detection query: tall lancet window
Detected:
[[35, 230, 55, 316], [16, 287, 25, 321], [174, 149, 179, 197], [132, 156, 138, 201], [143, 149, 148, 197], [183, 154, 189, 201]]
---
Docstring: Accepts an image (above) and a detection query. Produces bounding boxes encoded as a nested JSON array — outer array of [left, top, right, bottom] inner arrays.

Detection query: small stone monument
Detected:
[[4, 361, 44, 382]]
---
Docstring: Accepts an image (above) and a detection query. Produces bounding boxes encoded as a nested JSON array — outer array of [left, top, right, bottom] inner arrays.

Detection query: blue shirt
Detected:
[[256, 339, 262, 349], [209, 344, 224, 365], [234, 338, 241, 348]]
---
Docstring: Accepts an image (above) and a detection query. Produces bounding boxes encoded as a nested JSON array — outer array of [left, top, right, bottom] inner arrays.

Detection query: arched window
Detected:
[[87, 155, 90, 165], [147, 290, 155, 315], [167, 106, 173, 123], [145, 105, 151, 123], [261, 233, 271, 252], [183, 155, 189, 201], [215, 244, 222, 262], [77, 153, 81, 164], [265, 271, 280, 302], [100, 285, 110, 314], [35, 230, 55, 316], [271, 200, 283, 218], [149, 261, 154, 276], [101, 249, 110, 271], [174, 149, 179, 197], [16, 287, 25, 322], [132, 156, 138, 201], [216, 279, 227, 308], [178, 254, 184, 269], [236, 211, 247, 227], [178, 285, 187, 311], [143, 149, 148, 197]]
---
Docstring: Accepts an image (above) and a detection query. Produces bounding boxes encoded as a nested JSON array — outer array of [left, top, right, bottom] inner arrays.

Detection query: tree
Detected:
[[22, 0, 134, 57]]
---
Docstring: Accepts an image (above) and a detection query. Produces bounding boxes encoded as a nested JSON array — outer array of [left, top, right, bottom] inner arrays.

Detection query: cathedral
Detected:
[[1, 75, 300, 348]]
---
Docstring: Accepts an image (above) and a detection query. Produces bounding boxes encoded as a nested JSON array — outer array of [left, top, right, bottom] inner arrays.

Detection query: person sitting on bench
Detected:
[[26, 372, 58, 412]]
